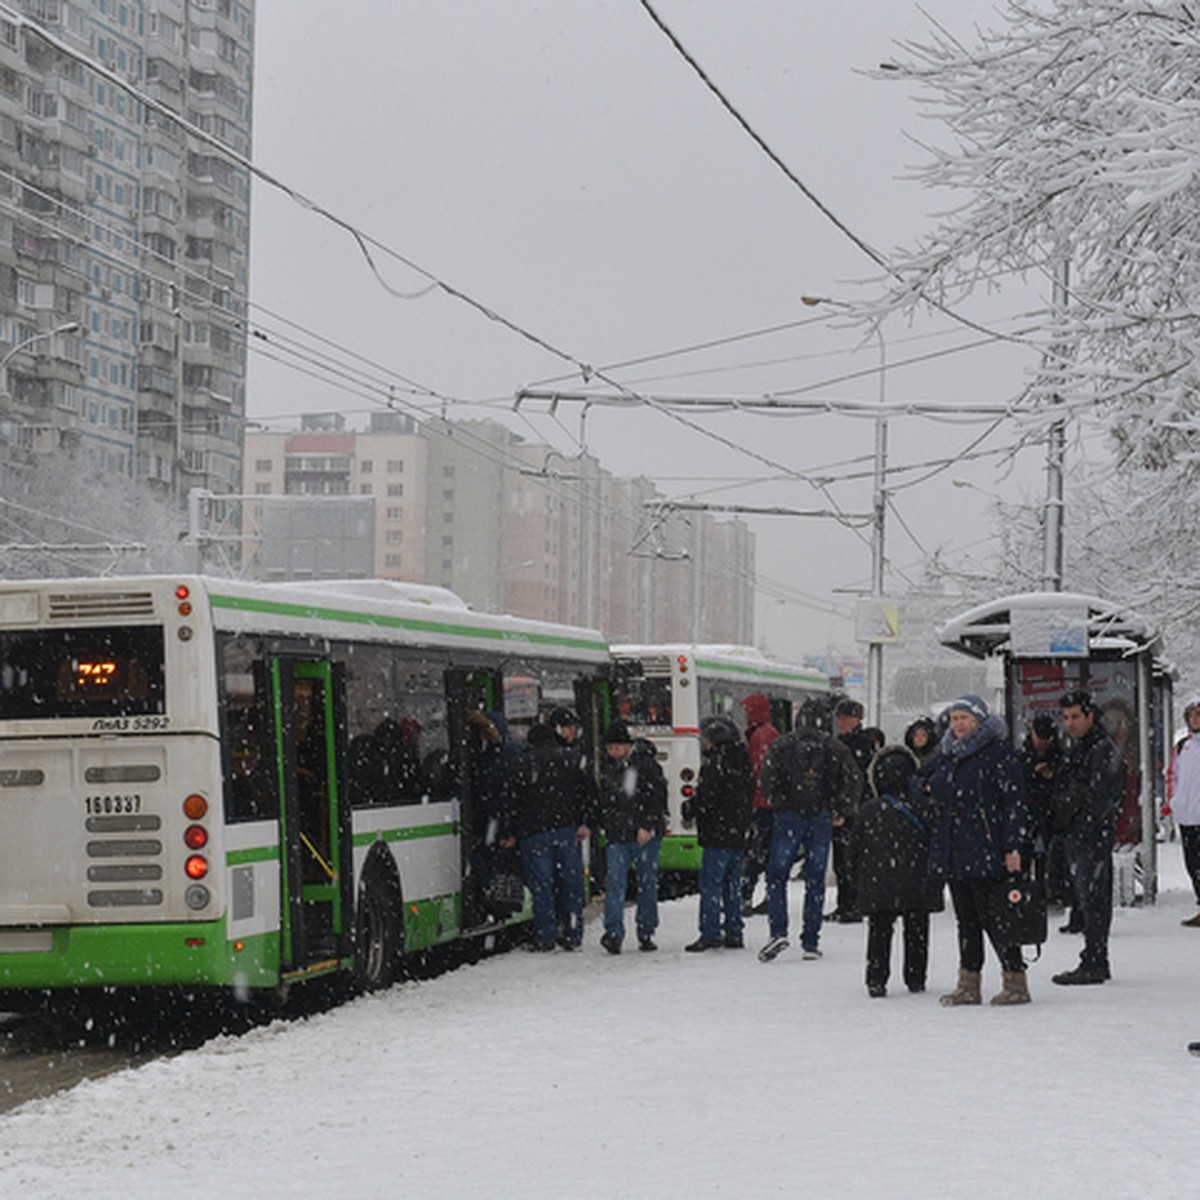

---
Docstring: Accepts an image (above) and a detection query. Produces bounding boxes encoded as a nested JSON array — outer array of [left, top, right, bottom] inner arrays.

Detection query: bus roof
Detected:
[[0, 576, 610, 664], [611, 643, 830, 687]]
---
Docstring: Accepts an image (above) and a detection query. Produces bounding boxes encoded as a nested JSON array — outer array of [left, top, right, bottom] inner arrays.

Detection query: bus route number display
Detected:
[[75, 660, 119, 690]]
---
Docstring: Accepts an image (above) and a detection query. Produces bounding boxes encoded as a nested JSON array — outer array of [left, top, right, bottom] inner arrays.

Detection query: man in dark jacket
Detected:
[[829, 697, 874, 923], [595, 720, 669, 954], [500, 722, 596, 951], [757, 697, 862, 962], [1051, 690, 1126, 985], [683, 715, 753, 951], [1017, 712, 1072, 913], [739, 692, 780, 913]]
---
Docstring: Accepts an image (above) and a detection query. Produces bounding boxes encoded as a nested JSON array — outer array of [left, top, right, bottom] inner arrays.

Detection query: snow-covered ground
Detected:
[[2, 853, 1198, 1199]]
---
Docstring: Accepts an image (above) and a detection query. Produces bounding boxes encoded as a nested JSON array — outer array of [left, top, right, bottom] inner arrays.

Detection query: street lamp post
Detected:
[[801, 297, 888, 728], [0, 320, 81, 395]]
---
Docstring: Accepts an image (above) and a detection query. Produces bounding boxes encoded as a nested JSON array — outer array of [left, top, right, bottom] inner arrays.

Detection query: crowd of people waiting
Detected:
[[492, 685, 1194, 1007]]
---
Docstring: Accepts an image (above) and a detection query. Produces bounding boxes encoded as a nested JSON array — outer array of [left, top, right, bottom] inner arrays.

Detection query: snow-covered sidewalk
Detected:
[[1, 854, 1197, 1199]]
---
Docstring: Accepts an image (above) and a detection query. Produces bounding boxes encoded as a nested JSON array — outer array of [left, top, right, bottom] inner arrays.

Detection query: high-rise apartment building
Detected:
[[0, 0, 253, 498], [244, 415, 756, 646]]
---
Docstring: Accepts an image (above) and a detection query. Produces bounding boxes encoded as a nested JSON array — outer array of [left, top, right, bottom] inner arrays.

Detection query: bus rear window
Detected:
[[0, 626, 166, 720], [611, 677, 673, 727]]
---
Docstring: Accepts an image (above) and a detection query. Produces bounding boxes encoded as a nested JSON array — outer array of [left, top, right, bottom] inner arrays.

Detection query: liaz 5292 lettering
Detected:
[[0, 576, 611, 1003]]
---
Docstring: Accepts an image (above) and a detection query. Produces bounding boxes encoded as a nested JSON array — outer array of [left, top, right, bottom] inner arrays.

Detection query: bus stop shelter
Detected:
[[938, 592, 1168, 903]]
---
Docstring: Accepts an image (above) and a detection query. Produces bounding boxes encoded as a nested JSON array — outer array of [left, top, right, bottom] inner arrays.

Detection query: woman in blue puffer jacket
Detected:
[[915, 694, 1032, 1007]]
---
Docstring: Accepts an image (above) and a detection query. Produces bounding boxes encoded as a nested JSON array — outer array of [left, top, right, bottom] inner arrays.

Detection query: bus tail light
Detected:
[[184, 824, 208, 850], [681, 784, 694, 798], [183, 794, 208, 820], [680, 767, 695, 782], [185, 855, 208, 880]]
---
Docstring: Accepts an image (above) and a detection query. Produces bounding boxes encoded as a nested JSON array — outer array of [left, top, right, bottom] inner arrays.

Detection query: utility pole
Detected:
[[1042, 257, 1069, 592]]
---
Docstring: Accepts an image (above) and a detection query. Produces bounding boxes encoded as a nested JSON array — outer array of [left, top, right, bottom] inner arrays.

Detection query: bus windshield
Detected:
[[0, 625, 166, 720]]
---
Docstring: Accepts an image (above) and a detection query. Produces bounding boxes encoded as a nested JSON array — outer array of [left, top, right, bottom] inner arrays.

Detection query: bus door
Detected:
[[444, 667, 503, 930], [271, 658, 353, 977]]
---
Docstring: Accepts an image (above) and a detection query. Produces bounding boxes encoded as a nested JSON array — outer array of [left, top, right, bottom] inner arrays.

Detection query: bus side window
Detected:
[[219, 639, 277, 822]]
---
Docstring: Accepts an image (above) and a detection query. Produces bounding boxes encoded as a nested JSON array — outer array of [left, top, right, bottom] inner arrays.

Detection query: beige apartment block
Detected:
[[244, 414, 754, 645]]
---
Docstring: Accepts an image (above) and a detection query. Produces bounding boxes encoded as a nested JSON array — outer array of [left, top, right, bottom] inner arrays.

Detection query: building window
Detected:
[[360, 484, 373, 495], [360, 460, 373, 474], [385, 507, 403, 520], [255, 483, 271, 495], [386, 530, 403, 544], [443, 489, 454, 502], [384, 554, 402, 567], [443, 465, 455, 478], [386, 484, 403, 497], [387, 460, 404, 473], [254, 459, 272, 472]]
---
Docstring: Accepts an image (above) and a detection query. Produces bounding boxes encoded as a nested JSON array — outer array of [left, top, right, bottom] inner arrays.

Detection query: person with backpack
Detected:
[[756, 697, 863, 962], [852, 745, 943, 997], [683, 715, 754, 952]]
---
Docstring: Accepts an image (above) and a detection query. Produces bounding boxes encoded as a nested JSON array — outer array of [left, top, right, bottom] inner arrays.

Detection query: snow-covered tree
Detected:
[[881, 1, 1200, 448], [881, 1, 1200, 679], [0, 457, 185, 579]]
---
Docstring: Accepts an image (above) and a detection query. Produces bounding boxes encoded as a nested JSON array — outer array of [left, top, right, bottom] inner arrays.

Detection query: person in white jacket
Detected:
[[1166, 695, 1200, 927]]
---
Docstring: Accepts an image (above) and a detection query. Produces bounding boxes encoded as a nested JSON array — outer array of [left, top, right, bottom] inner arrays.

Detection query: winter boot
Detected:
[[989, 970, 1031, 1006], [939, 968, 982, 1007]]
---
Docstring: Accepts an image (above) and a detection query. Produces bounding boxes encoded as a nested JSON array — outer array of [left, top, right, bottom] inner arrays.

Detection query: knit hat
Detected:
[[949, 694, 989, 721], [602, 719, 632, 746], [834, 697, 864, 719], [548, 706, 580, 730], [1185, 695, 1200, 717], [869, 745, 919, 799], [700, 715, 739, 746]]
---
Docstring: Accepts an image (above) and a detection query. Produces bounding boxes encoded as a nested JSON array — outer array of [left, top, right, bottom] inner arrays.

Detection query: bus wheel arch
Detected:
[[354, 848, 406, 991]]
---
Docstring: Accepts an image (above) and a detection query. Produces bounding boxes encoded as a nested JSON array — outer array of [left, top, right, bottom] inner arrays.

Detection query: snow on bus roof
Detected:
[[611, 642, 821, 677], [274, 578, 470, 610]]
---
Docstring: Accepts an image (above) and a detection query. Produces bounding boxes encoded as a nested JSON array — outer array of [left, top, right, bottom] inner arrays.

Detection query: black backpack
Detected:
[[789, 734, 831, 813]]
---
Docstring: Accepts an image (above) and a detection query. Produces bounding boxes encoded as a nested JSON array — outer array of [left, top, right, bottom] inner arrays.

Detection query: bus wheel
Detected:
[[355, 868, 404, 991]]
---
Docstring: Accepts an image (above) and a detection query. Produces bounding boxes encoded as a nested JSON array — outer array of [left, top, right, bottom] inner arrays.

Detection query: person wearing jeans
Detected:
[[500, 721, 595, 952], [603, 835, 661, 947], [756, 696, 862, 962], [684, 715, 753, 952], [765, 809, 833, 953], [595, 720, 668, 954]]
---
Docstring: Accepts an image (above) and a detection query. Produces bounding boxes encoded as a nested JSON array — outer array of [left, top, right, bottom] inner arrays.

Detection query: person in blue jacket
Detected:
[[916, 694, 1033, 1006]]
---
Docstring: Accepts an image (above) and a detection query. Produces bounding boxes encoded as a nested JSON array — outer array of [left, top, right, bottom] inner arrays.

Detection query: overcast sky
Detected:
[[246, 1, 1050, 663]]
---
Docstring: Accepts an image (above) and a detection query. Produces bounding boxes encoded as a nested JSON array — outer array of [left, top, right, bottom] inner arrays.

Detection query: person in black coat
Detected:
[[683, 715, 753, 952], [917, 694, 1033, 1006], [852, 745, 943, 996], [500, 723, 596, 951], [1051, 690, 1126, 986], [595, 720, 669, 954]]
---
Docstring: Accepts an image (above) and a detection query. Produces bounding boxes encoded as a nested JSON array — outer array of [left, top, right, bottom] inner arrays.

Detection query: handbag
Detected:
[[482, 854, 527, 918], [984, 869, 1047, 948]]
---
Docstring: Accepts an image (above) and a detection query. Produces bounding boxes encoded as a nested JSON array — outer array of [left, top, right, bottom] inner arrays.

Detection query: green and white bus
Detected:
[[608, 644, 834, 877], [0, 576, 610, 1000]]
